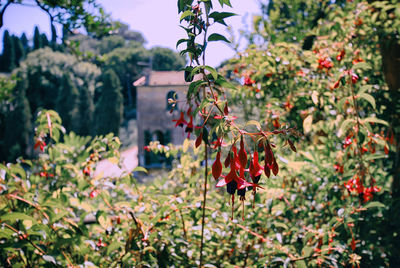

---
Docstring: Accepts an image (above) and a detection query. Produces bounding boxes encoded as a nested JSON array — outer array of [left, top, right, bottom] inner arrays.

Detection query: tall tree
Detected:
[[12, 35, 25, 66], [103, 46, 150, 107], [151, 46, 186, 71], [33, 26, 42, 50], [20, 33, 30, 53], [41, 33, 49, 48], [19, 48, 100, 136], [94, 69, 123, 135], [113, 21, 146, 44], [56, 73, 79, 132], [77, 85, 94, 136], [51, 24, 57, 44], [0, 1, 113, 39], [1, 30, 16, 72], [2, 79, 31, 162]]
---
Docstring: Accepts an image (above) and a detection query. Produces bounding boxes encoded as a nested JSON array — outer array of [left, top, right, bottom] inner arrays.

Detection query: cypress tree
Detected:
[[56, 74, 79, 132], [94, 69, 123, 136], [3, 79, 31, 162], [1, 30, 16, 72], [33, 26, 42, 50], [50, 24, 58, 50], [41, 33, 49, 48], [12, 35, 25, 67], [51, 24, 57, 44], [20, 33, 30, 52], [77, 85, 94, 136]]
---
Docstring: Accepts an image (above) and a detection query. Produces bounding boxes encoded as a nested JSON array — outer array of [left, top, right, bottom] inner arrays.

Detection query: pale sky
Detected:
[[0, 0, 260, 67]]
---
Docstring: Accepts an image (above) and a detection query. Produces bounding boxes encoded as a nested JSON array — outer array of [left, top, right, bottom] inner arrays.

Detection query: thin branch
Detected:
[[0, 0, 14, 29], [199, 136, 208, 267]]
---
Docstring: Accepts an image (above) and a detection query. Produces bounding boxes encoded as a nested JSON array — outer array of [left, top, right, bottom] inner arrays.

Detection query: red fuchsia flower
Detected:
[[351, 73, 359, 84], [249, 151, 264, 184], [185, 116, 194, 138], [334, 163, 344, 174], [384, 145, 389, 155], [195, 132, 203, 148], [352, 57, 364, 65], [216, 152, 254, 220], [296, 70, 305, 77], [336, 50, 345, 61], [238, 137, 248, 168], [265, 72, 273, 78], [216, 146, 254, 191], [212, 151, 222, 180], [83, 165, 91, 176], [332, 79, 341, 89], [144, 146, 150, 152], [231, 145, 241, 171], [283, 101, 294, 111], [243, 75, 255, 86], [216, 163, 253, 190], [224, 103, 229, 115], [318, 57, 334, 70], [363, 185, 381, 202], [90, 189, 98, 199], [354, 18, 363, 26], [173, 111, 187, 127], [343, 136, 352, 149], [34, 139, 46, 152], [272, 118, 280, 129], [96, 238, 106, 248], [212, 137, 227, 149], [39, 171, 54, 178]]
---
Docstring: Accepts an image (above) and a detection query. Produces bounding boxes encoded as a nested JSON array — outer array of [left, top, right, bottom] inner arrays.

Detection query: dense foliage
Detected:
[[1, 0, 400, 267], [0, 18, 185, 162]]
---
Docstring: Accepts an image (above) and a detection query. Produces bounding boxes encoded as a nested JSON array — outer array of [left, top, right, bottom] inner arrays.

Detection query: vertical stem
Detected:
[[199, 142, 208, 267]]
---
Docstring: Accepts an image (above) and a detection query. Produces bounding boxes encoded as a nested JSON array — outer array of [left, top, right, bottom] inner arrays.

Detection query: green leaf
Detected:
[[337, 119, 355, 137], [133, 166, 148, 174], [364, 201, 386, 209], [204, 65, 218, 80], [215, 75, 237, 90], [358, 93, 376, 109], [362, 117, 388, 126], [209, 12, 236, 25], [0, 228, 15, 238], [191, 66, 203, 77], [302, 246, 313, 257], [245, 120, 262, 130], [208, 33, 230, 43], [217, 0, 232, 8], [176, 38, 188, 48], [295, 260, 308, 268], [187, 80, 206, 100], [1, 212, 37, 223], [353, 62, 371, 70], [274, 222, 289, 230], [358, 85, 372, 94], [107, 241, 124, 255], [180, 10, 195, 21]]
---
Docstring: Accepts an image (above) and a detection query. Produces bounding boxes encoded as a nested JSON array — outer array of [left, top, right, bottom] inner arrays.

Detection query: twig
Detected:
[[178, 207, 188, 240], [199, 140, 208, 267]]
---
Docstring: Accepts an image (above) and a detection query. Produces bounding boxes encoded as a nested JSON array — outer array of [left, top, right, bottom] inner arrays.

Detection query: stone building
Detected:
[[134, 71, 189, 167]]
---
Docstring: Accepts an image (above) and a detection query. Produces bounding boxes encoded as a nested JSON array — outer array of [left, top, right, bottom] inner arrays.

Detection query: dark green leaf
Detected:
[[208, 33, 230, 43]]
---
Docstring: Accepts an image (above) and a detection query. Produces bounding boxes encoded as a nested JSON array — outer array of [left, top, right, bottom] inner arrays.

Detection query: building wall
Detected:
[[137, 85, 187, 166]]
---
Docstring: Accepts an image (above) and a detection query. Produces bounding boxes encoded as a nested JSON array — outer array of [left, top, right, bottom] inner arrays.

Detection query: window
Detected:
[[166, 90, 178, 110]]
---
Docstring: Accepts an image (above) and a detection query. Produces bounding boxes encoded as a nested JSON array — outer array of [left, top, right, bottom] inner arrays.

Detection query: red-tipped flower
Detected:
[[173, 111, 187, 127]]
